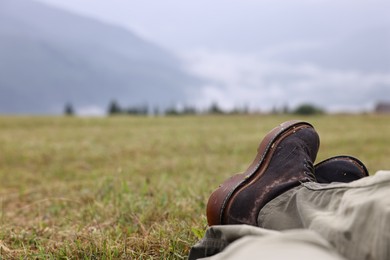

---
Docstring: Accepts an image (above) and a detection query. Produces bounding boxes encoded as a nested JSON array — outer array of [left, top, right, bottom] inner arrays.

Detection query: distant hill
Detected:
[[0, 0, 201, 114]]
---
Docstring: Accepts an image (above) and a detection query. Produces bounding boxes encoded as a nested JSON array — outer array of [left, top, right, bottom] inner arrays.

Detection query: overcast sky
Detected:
[[36, 0, 390, 112]]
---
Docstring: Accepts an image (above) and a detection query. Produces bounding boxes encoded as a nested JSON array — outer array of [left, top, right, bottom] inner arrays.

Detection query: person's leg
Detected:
[[189, 225, 345, 260], [258, 170, 390, 260], [192, 156, 370, 259], [203, 120, 387, 259]]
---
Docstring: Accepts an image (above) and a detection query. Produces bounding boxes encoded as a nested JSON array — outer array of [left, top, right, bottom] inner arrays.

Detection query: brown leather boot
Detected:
[[315, 155, 369, 183], [207, 120, 320, 226]]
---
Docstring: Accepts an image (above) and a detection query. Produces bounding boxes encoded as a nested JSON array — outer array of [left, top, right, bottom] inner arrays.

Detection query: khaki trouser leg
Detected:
[[258, 170, 390, 260], [189, 171, 390, 259], [189, 225, 345, 260]]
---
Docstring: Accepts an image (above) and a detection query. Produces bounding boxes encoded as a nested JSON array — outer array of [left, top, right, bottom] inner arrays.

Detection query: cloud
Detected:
[[181, 50, 390, 112], [36, 0, 390, 52]]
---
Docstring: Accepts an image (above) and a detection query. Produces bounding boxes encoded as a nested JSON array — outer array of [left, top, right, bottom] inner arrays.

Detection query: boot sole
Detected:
[[207, 120, 314, 226]]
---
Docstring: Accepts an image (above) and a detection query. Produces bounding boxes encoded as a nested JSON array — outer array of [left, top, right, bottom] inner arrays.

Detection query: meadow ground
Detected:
[[0, 114, 389, 259]]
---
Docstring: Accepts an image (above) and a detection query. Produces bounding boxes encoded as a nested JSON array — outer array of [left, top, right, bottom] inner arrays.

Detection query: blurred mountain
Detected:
[[0, 0, 201, 114]]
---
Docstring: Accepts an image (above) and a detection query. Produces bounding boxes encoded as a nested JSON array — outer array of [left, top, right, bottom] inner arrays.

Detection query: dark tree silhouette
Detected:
[[293, 104, 324, 115], [208, 102, 224, 114], [64, 103, 74, 116], [108, 100, 122, 115]]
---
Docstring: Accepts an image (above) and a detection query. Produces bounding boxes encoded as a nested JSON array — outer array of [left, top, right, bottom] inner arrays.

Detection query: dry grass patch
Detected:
[[0, 115, 389, 258]]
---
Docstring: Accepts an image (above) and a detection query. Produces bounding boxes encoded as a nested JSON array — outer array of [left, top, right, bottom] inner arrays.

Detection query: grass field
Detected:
[[0, 114, 389, 259]]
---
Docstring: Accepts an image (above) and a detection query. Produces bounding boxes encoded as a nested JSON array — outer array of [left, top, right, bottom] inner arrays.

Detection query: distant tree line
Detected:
[[106, 101, 253, 116], [271, 103, 325, 116], [107, 100, 149, 115], [64, 100, 326, 116]]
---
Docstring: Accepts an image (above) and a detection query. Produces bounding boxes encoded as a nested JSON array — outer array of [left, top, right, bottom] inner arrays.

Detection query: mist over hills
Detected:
[[0, 0, 201, 114]]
